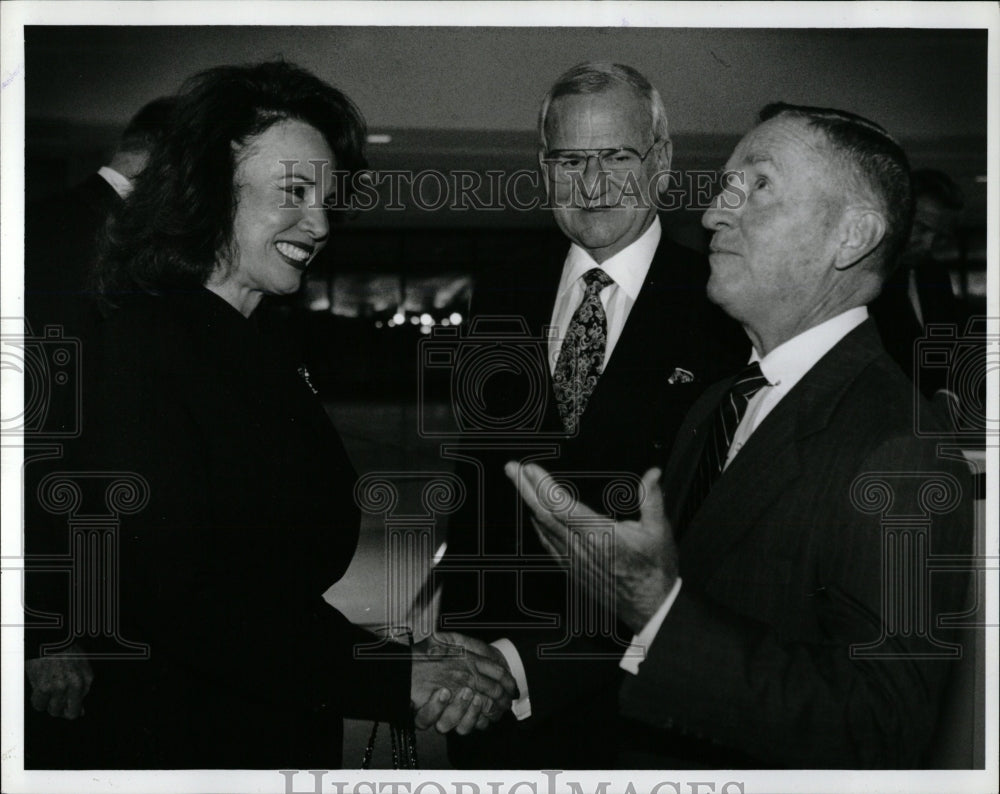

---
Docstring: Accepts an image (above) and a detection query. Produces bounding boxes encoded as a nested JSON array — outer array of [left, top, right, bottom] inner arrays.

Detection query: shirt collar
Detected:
[[97, 165, 133, 199], [750, 306, 869, 390], [559, 216, 661, 300]]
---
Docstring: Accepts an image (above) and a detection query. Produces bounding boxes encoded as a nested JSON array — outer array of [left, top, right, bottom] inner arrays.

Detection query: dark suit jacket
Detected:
[[22, 174, 123, 766], [26, 288, 411, 769], [24, 172, 120, 341], [439, 232, 747, 767], [619, 320, 973, 768], [23, 173, 121, 647], [870, 262, 970, 397]]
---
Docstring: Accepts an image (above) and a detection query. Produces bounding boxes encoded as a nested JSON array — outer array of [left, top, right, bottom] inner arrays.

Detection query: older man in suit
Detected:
[[510, 103, 974, 768], [437, 62, 745, 768]]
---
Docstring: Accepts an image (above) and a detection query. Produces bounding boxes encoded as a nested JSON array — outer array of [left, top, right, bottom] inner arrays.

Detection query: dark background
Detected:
[[23, 27, 989, 398]]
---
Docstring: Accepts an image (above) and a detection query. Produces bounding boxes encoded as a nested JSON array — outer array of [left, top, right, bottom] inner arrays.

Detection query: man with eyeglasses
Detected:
[[506, 104, 975, 768], [438, 62, 745, 768]]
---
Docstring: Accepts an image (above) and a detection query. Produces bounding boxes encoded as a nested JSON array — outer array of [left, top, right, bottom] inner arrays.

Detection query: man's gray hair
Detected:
[[759, 102, 913, 277], [538, 62, 670, 150]]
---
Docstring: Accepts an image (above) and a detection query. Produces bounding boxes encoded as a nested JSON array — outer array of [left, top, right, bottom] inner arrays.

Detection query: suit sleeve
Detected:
[[86, 317, 411, 724], [620, 434, 974, 768], [437, 271, 627, 721]]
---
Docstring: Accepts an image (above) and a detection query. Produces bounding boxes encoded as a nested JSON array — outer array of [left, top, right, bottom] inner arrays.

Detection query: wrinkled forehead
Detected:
[[545, 86, 652, 145], [725, 115, 834, 173]]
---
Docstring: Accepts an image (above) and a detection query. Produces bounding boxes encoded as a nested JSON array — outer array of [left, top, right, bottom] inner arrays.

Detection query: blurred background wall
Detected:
[[24, 26, 989, 394]]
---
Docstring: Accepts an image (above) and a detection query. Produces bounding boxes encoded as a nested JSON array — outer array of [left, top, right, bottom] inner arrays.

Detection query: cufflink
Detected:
[[667, 367, 694, 384]]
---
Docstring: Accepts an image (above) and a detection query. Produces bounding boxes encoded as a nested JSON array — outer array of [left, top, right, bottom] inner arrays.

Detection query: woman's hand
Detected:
[[410, 632, 517, 734]]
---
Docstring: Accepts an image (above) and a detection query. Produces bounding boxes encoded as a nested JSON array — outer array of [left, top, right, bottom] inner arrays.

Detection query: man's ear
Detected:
[[654, 137, 673, 173], [834, 207, 886, 271]]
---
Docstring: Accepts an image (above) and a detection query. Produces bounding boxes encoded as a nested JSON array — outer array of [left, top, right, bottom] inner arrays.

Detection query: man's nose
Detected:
[[582, 153, 604, 177], [702, 170, 747, 230], [702, 200, 730, 231], [701, 181, 741, 230], [576, 154, 611, 200]]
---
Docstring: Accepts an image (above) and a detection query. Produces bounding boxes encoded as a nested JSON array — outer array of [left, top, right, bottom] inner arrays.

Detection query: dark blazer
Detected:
[[22, 174, 125, 765], [29, 288, 412, 769], [619, 320, 973, 768], [439, 231, 747, 768], [24, 172, 120, 340], [870, 263, 970, 397]]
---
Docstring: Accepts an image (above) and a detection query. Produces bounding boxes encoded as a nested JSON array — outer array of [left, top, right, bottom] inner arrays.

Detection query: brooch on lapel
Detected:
[[667, 367, 695, 385], [297, 365, 319, 395]]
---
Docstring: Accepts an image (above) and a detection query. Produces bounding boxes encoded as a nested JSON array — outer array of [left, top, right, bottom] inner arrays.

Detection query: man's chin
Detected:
[[556, 215, 648, 255], [706, 276, 735, 311]]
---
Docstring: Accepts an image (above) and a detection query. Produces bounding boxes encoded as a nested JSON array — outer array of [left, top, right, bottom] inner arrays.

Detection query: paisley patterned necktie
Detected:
[[553, 267, 615, 433]]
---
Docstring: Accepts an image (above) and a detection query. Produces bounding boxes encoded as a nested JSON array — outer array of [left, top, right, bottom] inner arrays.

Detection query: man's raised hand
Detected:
[[505, 462, 678, 633]]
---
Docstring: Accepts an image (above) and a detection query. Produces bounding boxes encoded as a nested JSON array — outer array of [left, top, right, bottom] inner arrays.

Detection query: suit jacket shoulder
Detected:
[[623, 320, 974, 767]]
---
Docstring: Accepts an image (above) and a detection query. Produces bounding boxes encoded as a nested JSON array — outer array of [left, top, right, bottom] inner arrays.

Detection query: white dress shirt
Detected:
[[493, 217, 662, 718], [620, 306, 870, 675], [546, 217, 661, 372], [97, 165, 133, 199]]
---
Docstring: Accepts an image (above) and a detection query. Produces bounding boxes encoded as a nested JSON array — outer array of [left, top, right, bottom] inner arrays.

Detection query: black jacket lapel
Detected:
[[676, 321, 886, 583]]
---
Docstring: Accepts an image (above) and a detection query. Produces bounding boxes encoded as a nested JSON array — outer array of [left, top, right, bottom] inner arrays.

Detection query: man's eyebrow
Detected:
[[546, 147, 624, 153], [744, 153, 775, 167]]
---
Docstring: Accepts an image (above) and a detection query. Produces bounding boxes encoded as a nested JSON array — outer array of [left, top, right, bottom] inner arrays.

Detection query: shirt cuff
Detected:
[[619, 577, 682, 675], [490, 638, 532, 720]]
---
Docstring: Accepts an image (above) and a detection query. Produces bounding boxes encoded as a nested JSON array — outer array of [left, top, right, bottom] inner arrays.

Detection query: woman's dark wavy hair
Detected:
[[95, 60, 366, 305]]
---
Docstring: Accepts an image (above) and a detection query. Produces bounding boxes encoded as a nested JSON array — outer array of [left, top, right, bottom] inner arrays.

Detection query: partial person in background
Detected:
[[25, 60, 515, 770], [22, 96, 179, 752], [24, 96, 177, 343], [871, 168, 971, 397], [437, 62, 746, 769]]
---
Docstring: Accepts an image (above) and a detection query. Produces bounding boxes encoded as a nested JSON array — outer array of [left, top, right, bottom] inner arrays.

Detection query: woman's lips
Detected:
[[275, 240, 314, 270]]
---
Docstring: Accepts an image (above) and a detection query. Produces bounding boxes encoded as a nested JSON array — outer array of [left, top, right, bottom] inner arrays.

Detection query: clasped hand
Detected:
[[410, 631, 518, 735], [25, 643, 94, 719]]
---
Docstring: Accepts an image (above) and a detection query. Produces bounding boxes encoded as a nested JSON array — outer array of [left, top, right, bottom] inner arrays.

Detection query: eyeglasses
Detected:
[[541, 142, 661, 182]]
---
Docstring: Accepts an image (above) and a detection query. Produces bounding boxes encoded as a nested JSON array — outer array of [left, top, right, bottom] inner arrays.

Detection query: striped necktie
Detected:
[[679, 361, 769, 533], [552, 268, 615, 433]]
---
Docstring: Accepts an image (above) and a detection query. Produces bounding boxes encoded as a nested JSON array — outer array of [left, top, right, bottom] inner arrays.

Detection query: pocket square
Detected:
[[667, 367, 694, 384]]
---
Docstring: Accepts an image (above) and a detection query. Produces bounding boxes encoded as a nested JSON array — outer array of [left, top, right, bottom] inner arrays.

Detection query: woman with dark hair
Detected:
[[71, 61, 514, 769]]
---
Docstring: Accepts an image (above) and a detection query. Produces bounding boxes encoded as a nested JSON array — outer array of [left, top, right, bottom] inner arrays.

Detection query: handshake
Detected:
[[28, 631, 518, 736], [409, 631, 519, 735]]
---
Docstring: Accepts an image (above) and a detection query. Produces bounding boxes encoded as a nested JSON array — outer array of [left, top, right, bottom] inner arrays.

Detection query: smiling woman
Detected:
[[44, 60, 517, 770], [94, 61, 367, 309], [79, 60, 399, 771], [207, 119, 335, 316]]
